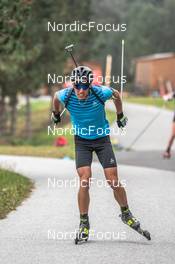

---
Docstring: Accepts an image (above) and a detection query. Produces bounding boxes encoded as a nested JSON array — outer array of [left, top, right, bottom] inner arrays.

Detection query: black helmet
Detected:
[[71, 66, 93, 84]]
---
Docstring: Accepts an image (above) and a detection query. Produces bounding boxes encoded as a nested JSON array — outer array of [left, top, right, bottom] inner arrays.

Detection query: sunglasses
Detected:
[[75, 83, 90, 90]]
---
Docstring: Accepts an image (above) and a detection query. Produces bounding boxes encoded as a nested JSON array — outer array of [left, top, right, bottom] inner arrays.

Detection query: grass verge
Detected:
[[0, 108, 116, 159], [0, 169, 34, 219], [124, 96, 174, 111], [0, 146, 75, 159]]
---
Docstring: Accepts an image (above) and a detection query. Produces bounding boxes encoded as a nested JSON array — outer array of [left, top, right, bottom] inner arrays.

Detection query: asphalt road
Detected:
[[116, 150, 175, 172], [0, 102, 175, 264], [107, 102, 175, 151], [0, 155, 175, 264]]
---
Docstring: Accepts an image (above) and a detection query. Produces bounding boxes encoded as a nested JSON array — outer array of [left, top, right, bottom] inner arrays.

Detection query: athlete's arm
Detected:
[[111, 89, 123, 114], [112, 89, 128, 128], [53, 93, 61, 113], [51, 93, 61, 124]]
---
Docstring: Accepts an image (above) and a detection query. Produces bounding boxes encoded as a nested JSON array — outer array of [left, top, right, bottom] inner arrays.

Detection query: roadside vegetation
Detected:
[[124, 96, 174, 111], [0, 169, 34, 219], [0, 100, 116, 159]]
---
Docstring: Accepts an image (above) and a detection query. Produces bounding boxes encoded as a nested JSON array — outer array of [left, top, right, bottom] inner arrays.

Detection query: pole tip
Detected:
[[122, 39, 125, 45], [65, 44, 74, 51]]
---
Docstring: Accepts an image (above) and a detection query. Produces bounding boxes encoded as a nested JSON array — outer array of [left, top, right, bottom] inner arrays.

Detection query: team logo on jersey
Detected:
[[110, 158, 115, 164], [92, 101, 97, 107]]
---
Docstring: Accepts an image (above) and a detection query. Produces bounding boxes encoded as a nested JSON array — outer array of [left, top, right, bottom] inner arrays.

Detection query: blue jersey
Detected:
[[56, 85, 113, 139]]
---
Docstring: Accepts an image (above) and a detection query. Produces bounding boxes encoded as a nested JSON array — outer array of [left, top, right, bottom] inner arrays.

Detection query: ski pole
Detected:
[[65, 44, 78, 67], [120, 39, 125, 100], [60, 108, 66, 117], [60, 44, 78, 117], [126, 102, 166, 150]]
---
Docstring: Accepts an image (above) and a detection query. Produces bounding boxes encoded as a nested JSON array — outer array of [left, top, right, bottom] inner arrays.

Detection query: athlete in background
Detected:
[[163, 92, 175, 158]]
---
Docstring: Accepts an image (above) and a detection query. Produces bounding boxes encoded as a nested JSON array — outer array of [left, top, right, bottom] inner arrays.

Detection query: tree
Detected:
[[91, 0, 175, 85], [0, 0, 32, 136], [0, 0, 95, 140]]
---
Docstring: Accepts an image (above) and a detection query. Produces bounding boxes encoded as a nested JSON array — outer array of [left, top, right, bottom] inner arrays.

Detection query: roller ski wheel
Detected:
[[119, 209, 151, 241], [129, 224, 151, 241], [74, 233, 88, 245]]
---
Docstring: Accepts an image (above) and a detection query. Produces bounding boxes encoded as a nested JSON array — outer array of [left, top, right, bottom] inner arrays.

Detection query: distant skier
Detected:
[[163, 92, 175, 158]]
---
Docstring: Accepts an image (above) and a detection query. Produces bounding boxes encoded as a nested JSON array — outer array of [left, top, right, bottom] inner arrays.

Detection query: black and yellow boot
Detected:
[[120, 207, 140, 229], [75, 214, 90, 244], [119, 207, 151, 240]]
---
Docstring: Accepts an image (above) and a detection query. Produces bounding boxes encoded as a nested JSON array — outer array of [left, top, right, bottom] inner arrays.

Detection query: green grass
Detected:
[[16, 100, 52, 140], [106, 108, 116, 124], [0, 101, 116, 158], [124, 96, 175, 111], [0, 169, 34, 219], [1, 96, 173, 158], [0, 145, 75, 159]]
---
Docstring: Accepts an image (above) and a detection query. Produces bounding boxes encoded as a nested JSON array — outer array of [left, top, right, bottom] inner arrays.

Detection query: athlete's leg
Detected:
[[95, 136, 148, 233], [167, 122, 175, 151], [75, 165, 91, 242], [95, 136, 128, 207], [74, 136, 93, 215], [99, 142, 141, 228], [164, 121, 175, 158], [77, 166, 92, 214], [104, 166, 128, 207]]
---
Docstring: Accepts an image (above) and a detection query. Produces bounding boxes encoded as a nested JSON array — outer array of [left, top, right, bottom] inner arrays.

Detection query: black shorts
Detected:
[[74, 135, 117, 169]]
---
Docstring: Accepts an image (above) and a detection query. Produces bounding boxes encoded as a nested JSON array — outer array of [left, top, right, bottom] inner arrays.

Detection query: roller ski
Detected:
[[75, 214, 90, 244], [119, 208, 151, 241]]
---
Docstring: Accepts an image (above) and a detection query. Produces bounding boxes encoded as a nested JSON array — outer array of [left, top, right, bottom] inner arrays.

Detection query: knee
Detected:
[[80, 175, 91, 189], [77, 168, 91, 189], [104, 168, 120, 190], [107, 178, 120, 190]]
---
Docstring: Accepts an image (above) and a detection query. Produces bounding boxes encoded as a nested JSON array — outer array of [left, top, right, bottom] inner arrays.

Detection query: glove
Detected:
[[51, 111, 61, 124], [117, 112, 128, 128]]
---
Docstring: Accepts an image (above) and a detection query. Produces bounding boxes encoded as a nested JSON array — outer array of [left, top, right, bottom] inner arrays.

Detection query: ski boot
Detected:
[[119, 208, 151, 241], [75, 215, 90, 244]]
